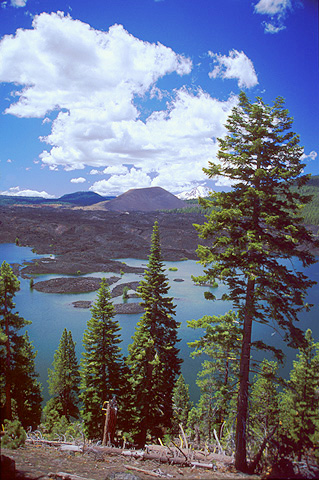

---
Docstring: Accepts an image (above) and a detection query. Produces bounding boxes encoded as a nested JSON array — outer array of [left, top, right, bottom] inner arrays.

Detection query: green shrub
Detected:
[[15, 237, 20, 246], [29, 278, 34, 288], [169, 267, 178, 271], [1, 419, 26, 449], [120, 269, 125, 276]]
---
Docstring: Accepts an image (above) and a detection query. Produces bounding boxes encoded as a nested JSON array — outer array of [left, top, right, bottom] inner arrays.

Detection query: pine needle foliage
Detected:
[[171, 374, 193, 434], [80, 278, 123, 440], [279, 329, 319, 461], [188, 311, 242, 439], [48, 328, 80, 421], [126, 221, 182, 447], [194, 92, 318, 471], [0, 261, 42, 428]]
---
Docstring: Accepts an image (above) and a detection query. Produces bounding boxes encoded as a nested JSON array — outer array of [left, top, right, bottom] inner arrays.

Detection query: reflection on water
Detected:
[[1, 244, 318, 403]]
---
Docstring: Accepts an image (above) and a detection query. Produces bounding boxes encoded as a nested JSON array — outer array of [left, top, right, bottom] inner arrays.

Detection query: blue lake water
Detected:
[[1, 243, 318, 403]]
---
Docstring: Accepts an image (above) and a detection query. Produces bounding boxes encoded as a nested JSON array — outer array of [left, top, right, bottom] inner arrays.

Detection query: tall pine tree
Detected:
[[126, 221, 182, 447], [47, 328, 80, 421], [80, 279, 123, 440], [195, 92, 318, 471], [0, 261, 42, 427]]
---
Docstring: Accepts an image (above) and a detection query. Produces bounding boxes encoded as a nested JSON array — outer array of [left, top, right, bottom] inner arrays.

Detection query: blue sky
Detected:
[[0, 0, 318, 198]]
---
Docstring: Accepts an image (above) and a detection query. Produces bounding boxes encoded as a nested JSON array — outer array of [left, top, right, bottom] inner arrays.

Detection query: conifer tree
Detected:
[[195, 92, 318, 471], [0, 261, 42, 427], [80, 279, 123, 440], [249, 359, 279, 463], [126, 221, 182, 447], [172, 374, 193, 433], [47, 328, 80, 421], [188, 311, 241, 439], [11, 331, 43, 429], [279, 329, 319, 460]]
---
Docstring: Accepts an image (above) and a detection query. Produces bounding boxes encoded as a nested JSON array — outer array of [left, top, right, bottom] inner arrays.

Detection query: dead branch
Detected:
[[49, 472, 96, 480], [124, 464, 162, 477]]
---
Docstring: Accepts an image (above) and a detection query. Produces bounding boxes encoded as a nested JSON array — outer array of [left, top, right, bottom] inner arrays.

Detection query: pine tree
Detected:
[[47, 328, 80, 421], [249, 359, 280, 465], [194, 92, 318, 471], [172, 374, 193, 434], [279, 329, 319, 461], [126, 221, 182, 447], [80, 279, 123, 440], [11, 331, 43, 430], [188, 311, 241, 440], [0, 261, 42, 427]]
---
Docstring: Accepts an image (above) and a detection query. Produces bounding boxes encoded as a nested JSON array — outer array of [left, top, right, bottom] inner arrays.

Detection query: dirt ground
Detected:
[[1, 443, 261, 480]]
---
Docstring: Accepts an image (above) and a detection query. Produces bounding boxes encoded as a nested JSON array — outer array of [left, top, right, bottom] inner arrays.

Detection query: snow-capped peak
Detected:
[[176, 186, 211, 200]]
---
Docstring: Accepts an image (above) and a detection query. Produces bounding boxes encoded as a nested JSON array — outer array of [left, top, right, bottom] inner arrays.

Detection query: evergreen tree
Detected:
[[80, 279, 123, 440], [194, 92, 318, 471], [126, 221, 182, 447], [279, 329, 319, 460], [188, 311, 241, 440], [249, 359, 280, 465], [0, 261, 42, 427], [47, 328, 80, 421], [171, 374, 193, 434], [11, 331, 43, 429]]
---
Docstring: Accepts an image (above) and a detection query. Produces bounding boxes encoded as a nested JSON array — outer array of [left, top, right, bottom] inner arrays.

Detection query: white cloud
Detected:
[[301, 150, 317, 162], [263, 22, 286, 33], [254, 0, 293, 34], [254, 0, 291, 16], [0, 186, 55, 197], [208, 50, 258, 89], [11, 0, 27, 7], [103, 165, 129, 175], [90, 168, 152, 196], [0, 11, 240, 195], [70, 177, 86, 183]]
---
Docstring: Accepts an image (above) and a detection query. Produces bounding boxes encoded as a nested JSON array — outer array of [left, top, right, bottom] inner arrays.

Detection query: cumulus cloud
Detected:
[[0, 11, 239, 194], [254, 0, 293, 34], [208, 50, 258, 88], [1, 186, 55, 197], [70, 177, 86, 183], [90, 168, 152, 196]]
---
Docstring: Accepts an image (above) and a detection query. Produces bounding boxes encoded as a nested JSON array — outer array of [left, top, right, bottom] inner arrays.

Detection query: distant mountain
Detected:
[[0, 191, 114, 207], [176, 186, 211, 200], [58, 191, 114, 206], [90, 186, 188, 212]]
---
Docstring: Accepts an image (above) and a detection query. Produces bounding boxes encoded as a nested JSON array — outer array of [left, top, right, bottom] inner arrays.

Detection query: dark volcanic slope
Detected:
[[92, 186, 187, 212], [0, 206, 207, 276]]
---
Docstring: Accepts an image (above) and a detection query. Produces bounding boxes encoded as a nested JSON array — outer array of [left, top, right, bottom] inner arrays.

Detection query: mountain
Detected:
[[90, 186, 188, 212], [0, 191, 114, 207], [176, 185, 211, 200], [57, 191, 114, 206]]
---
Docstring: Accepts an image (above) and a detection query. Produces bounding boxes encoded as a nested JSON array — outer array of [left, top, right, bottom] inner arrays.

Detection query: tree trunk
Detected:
[[235, 278, 255, 472]]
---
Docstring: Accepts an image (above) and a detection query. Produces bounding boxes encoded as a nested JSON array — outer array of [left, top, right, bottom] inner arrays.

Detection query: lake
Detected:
[[1, 243, 318, 403]]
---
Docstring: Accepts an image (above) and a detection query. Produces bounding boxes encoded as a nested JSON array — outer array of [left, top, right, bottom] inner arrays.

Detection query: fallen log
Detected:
[[124, 464, 162, 477], [49, 472, 95, 480]]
